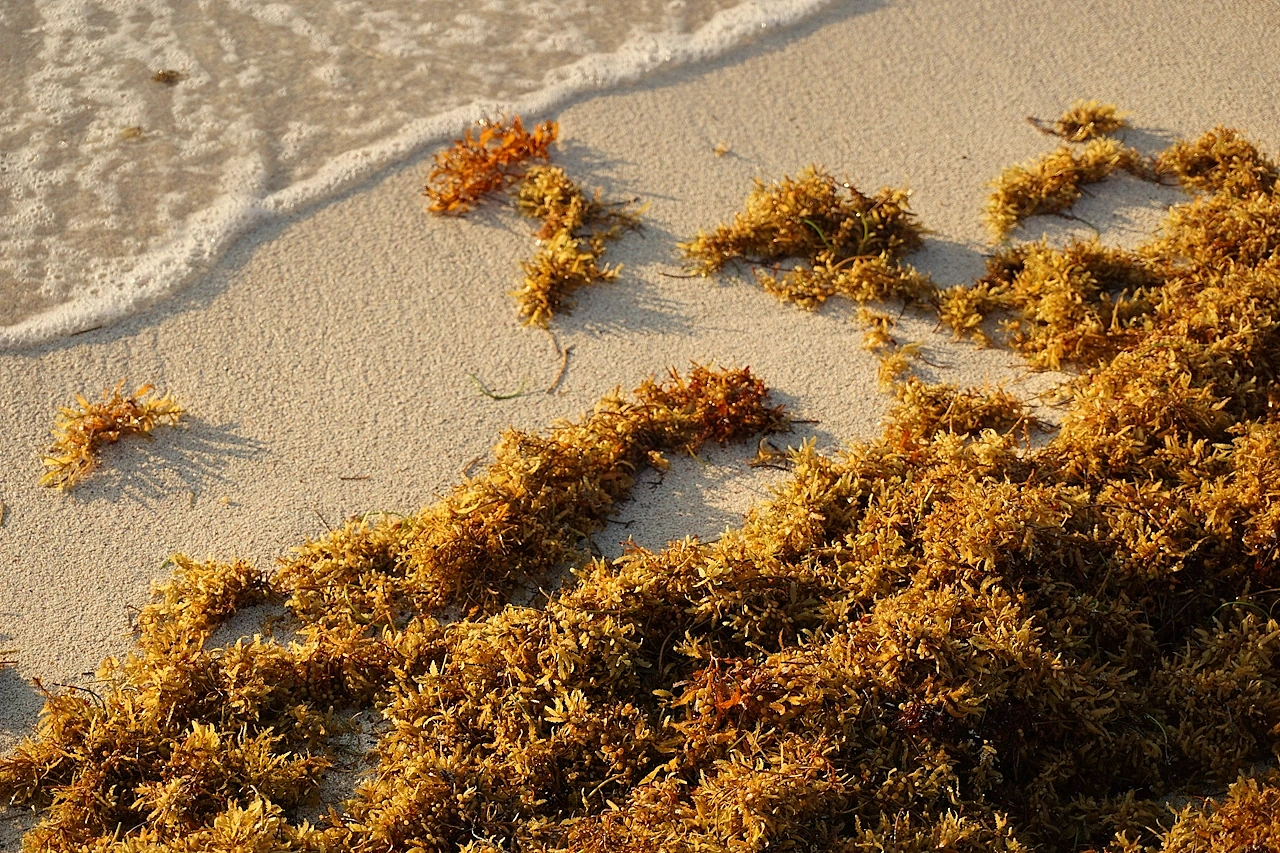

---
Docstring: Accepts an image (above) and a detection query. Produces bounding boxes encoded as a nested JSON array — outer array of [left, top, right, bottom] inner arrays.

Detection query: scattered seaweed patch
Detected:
[[1030, 99, 1128, 142], [278, 364, 784, 623], [423, 115, 558, 214], [7, 122, 1280, 853], [512, 165, 642, 327], [424, 120, 642, 326], [39, 382, 185, 490], [1155, 125, 1278, 196], [984, 138, 1149, 240], [151, 70, 183, 86], [681, 165, 931, 309]]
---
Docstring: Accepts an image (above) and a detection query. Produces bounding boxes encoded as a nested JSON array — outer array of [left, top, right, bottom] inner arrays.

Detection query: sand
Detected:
[[2, 0, 1279, 834]]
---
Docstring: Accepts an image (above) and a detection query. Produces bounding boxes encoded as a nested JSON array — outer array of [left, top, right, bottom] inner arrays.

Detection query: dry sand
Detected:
[[2, 0, 1279, 834]]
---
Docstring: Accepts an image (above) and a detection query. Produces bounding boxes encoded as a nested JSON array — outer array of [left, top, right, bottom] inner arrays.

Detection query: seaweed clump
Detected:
[[936, 237, 1161, 362], [1031, 99, 1128, 142], [681, 165, 934, 309], [1156, 770, 1280, 853], [1155, 125, 1278, 196], [944, 124, 1280, 369], [0, 366, 789, 851], [39, 382, 185, 490], [423, 115, 558, 214], [984, 138, 1148, 240], [511, 165, 642, 327], [423, 117, 641, 325]]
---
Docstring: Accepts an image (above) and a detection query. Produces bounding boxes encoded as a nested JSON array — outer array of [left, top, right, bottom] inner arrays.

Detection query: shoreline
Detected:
[[3, 0, 1279, 788]]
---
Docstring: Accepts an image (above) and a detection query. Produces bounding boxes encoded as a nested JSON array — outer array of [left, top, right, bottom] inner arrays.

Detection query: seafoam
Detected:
[[0, 0, 831, 349]]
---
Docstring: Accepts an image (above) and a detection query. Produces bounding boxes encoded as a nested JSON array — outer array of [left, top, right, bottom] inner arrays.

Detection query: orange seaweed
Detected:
[[423, 116, 558, 214]]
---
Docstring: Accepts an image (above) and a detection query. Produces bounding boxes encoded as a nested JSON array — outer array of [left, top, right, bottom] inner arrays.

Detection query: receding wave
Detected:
[[0, 0, 830, 349]]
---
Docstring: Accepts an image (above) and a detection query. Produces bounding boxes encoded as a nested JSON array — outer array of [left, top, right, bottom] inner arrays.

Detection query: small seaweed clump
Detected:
[[1155, 125, 1278, 196], [511, 165, 642, 327], [39, 382, 185, 490], [681, 165, 933, 309], [944, 125, 1280, 369], [984, 137, 1148, 240], [423, 115, 558, 214], [1032, 99, 1128, 142]]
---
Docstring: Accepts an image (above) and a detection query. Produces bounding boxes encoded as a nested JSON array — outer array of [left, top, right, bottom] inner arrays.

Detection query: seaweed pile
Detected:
[[681, 165, 934, 310], [39, 382, 185, 490], [4, 117, 1280, 853], [424, 116, 640, 327]]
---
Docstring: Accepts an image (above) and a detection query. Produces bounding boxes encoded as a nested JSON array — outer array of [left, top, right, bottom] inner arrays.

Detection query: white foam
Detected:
[[0, 0, 832, 349]]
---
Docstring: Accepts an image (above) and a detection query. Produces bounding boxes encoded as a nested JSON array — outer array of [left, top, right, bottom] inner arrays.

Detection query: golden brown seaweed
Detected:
[[984, 138, 1148, 240], [681, 166, 923, 274], [1155, 125, 1278, 196], [681, 165, 931, 309], [511, 165, 641, 326], [1031, 99, 1128, 142], [7, 122, 1280, 853], [39, 382, 185, 490]]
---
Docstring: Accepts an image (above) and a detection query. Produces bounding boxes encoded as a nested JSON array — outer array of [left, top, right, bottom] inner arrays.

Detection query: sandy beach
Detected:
[[3, 0, 1280, 845]]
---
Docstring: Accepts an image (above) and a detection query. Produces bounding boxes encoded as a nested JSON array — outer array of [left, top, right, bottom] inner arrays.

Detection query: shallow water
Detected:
[[0, 0, 828, 348]]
